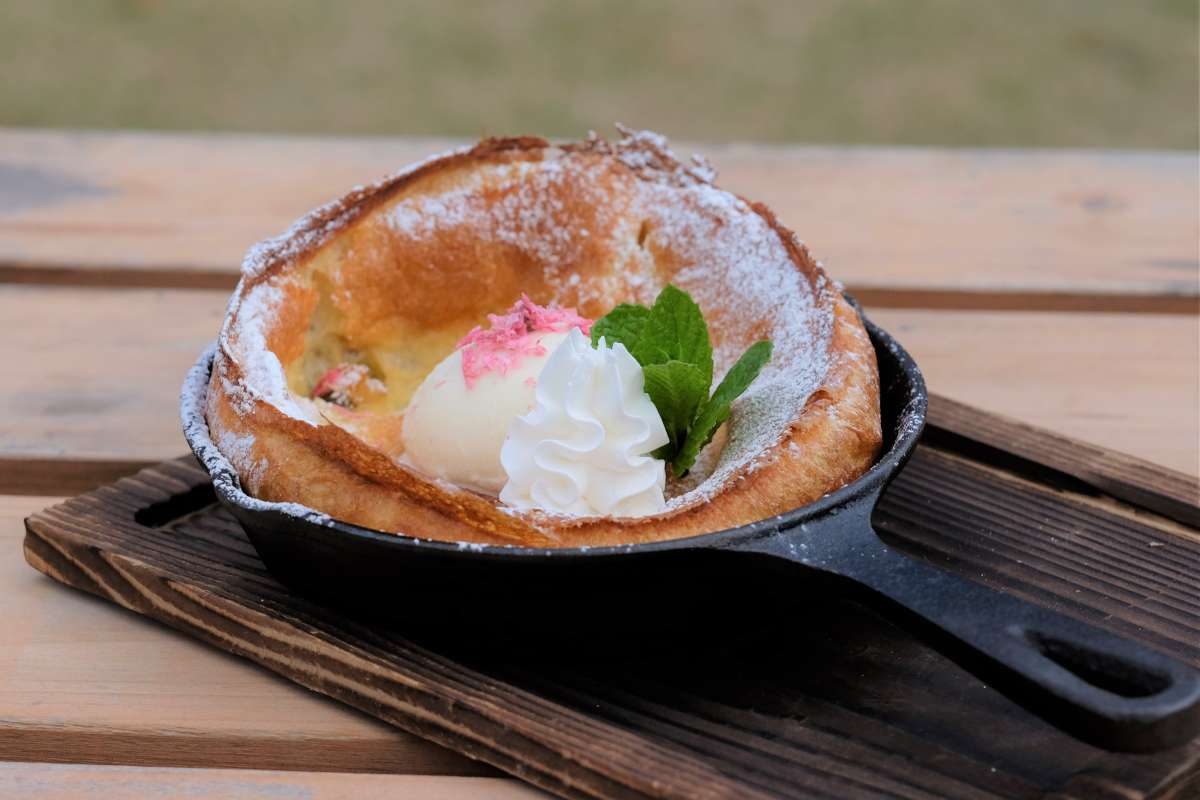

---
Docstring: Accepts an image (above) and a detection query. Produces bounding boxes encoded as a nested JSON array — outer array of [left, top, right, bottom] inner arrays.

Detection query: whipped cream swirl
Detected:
[[500, 328, 669, 517]]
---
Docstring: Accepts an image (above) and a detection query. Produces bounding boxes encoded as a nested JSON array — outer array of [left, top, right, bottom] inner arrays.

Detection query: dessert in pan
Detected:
[[207, 129, 881, 547]]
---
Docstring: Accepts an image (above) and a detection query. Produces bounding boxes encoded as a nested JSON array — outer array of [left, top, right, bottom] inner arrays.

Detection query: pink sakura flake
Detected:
[[311, 363, 370, 406], [456, 294, 592, 389]]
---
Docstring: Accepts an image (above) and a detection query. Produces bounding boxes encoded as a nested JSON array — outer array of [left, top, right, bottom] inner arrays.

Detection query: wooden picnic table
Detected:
[[1, 128, 1196, 797]]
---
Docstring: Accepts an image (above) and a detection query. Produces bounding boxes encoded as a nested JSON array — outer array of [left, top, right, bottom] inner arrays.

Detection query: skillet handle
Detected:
[[749, 528, 1200, 752]]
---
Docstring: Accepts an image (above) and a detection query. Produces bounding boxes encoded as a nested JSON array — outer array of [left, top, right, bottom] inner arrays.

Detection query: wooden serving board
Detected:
[[23, 395, 1200, 799]]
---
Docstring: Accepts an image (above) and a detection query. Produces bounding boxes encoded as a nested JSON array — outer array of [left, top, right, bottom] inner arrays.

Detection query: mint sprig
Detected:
[[591, 285, 772, 476], [642, 360, 707, 457]]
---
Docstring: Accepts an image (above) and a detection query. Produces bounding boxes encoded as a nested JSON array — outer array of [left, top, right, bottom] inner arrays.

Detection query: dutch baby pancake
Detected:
[[205, 129, 882, 547]]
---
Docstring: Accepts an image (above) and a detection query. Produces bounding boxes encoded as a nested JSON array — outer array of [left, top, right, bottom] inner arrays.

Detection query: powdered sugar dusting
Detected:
[[180, 345, 334, 527], [241, 145, 471, 282], [219, 373, 257, 417], [648, 178, 832, 508], [223, 278, 320, 423], [386, 155, 634, 285]]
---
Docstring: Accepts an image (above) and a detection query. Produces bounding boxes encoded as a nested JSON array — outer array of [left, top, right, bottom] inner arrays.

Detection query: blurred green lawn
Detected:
[[2, 0, 1196, 148]]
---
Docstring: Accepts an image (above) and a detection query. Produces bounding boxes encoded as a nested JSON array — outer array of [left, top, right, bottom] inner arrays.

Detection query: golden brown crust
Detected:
[[207, 132, 882, 547]]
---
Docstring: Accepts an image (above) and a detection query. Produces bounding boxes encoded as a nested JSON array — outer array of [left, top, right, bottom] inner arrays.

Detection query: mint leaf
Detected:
[[707, 340, 773, 409], [591, 303, 650, 351], [637, 285, 713, 386], [674, 340, 773, 476], [630, 339, 671, 367], [673, 399, 733, 478], [642, 360, 707, 458], [589, 286, 771, 477]]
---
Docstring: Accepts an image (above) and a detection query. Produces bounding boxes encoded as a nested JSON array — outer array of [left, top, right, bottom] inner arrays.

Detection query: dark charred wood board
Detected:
[[23, 396, 1200, 800]]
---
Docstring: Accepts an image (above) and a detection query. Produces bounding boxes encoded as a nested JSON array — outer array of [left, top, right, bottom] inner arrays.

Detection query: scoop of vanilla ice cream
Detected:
[[402, 331, 569, 493]]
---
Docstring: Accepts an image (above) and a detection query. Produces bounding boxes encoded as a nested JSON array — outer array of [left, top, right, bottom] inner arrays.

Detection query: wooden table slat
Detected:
[[0, 495, 491, 776], [0, 763, 543, 800], [1, 129, 1196, 310]]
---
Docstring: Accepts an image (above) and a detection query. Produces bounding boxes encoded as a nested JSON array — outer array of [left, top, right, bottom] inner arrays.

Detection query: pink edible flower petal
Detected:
[[311, 363, 371, 405], [456, 294, 592, 389]]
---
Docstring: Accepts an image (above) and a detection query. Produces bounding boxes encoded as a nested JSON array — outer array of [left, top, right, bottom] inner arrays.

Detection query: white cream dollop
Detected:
[[500, 328, 669, 517]]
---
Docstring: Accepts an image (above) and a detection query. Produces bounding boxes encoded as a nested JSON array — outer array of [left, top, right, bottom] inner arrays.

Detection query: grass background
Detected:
[[1, 0, 1197, 148]]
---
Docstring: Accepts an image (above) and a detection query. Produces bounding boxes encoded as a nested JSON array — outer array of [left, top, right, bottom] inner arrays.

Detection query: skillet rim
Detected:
[[182, 309, 927, 561]]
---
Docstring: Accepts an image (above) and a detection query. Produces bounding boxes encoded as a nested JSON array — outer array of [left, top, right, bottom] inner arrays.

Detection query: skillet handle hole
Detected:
[[1025, 630, 1171, 698]]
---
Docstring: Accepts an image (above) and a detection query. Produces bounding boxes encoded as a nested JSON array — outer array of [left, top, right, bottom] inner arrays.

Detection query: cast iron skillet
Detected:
[[182, 312, 1200, 753]]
